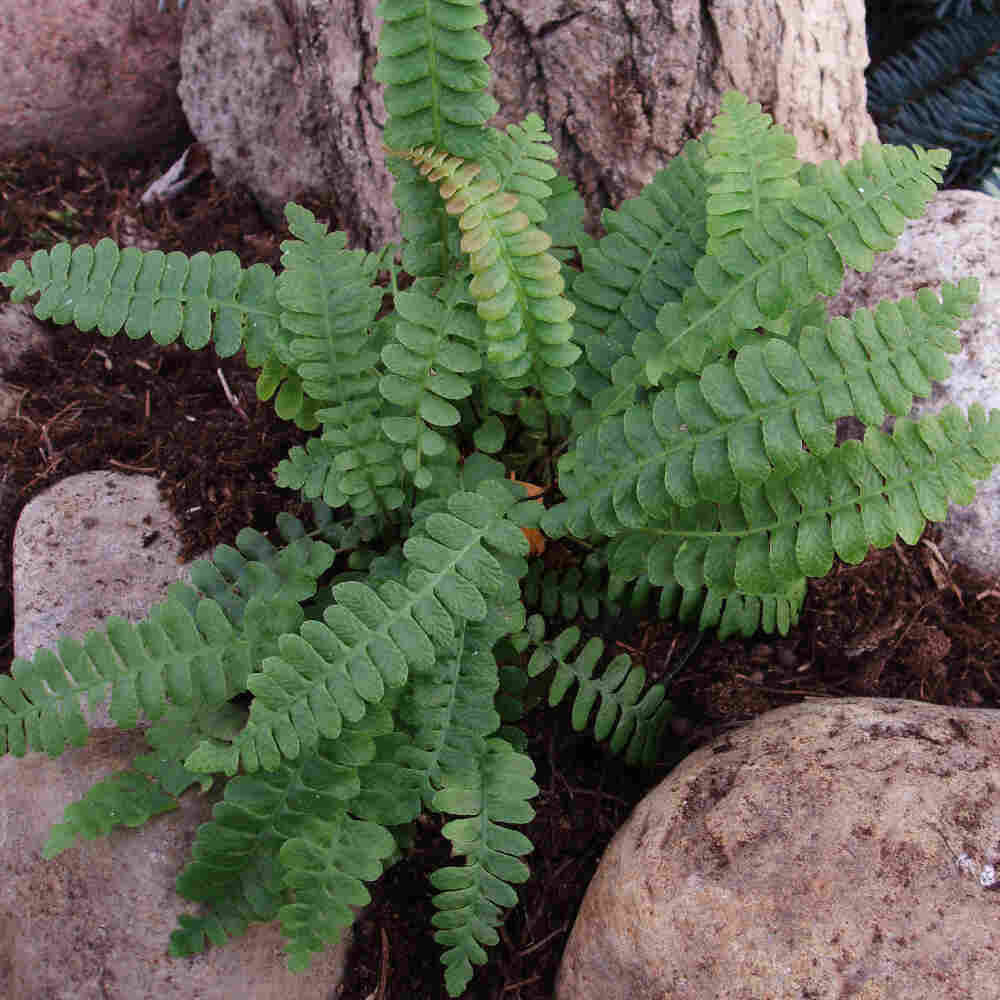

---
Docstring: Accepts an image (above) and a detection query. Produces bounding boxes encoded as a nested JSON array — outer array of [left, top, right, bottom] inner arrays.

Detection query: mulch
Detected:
[[1, 138, 999, 1000]]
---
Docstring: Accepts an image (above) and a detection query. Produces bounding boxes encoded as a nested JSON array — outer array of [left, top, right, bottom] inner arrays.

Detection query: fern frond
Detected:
[[430, 737, 537, 997], [170, 856, 284, 959], [375, 0, 498, 161], [276, 204, 405, 516], [379, 275, 481, 490], [482, 114, 560, 224], [569, 137, 710, 414], [186, 513, 336, 628], [633, 129, 951, 379], [174, 709, 398, 969], [188, 482, 533, 775], [42, 752, 206, 858], [703, 92, 802, 248], [600, 404, 1000, 609], [0, 238, 281, 363], [543, 281, 978, 541], [524, 619, 671, 765], [0, 594, 259, 758], [387, 144, 580, 401]]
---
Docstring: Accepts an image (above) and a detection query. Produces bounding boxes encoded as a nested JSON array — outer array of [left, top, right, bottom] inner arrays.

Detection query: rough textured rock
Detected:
[[556, 697, 1000, 1000], [0, 0, 188, 157], [827, 189, 1000, 579], [177, 0, 877, 248], [0, 727, 351, 999], [12, 471, 192, 728]]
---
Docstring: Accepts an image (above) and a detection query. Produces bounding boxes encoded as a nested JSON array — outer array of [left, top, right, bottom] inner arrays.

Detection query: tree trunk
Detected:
[[178, 0, 877, 250]]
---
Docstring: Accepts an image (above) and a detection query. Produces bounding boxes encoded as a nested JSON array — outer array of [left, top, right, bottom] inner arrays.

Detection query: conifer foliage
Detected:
[[2, 0, 998, 994]]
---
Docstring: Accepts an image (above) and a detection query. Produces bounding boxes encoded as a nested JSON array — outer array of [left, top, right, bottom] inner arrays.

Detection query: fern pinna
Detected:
[[1, 0, 998, 994]]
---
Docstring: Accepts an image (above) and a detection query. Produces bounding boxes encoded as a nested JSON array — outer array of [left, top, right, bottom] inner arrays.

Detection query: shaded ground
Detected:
[[1, 141, 998, 1000]]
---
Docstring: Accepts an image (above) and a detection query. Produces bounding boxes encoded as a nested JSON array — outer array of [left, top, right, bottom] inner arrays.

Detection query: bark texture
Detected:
[[178, 0, 878, 249]]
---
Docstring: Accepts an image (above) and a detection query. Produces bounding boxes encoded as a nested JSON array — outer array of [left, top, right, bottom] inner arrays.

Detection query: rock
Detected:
[[12, 471, 192, 729], [0, 0, 189, 158], [0, 727, 351, 999], [827, 189, 1000, 578], [176, 0, 876, 248], [556, 697, 1000, 1000]]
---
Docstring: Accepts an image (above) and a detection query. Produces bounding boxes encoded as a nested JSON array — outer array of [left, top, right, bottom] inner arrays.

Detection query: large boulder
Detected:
[[176, 0, 877, 247], [827, 189, 1000, 579], [556, 697, 1000, 1000], [0, 0, 188, 157]]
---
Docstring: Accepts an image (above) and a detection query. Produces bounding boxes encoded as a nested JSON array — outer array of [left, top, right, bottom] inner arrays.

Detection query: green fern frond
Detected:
[[633, 113, 951, 380], [174, 709, 398, 967], [276, 204, 405, 516], [387, 144, 580, 400], [170, 856, 285, 958], [703, 92, 802, 248], [0, 594, 256, 758], [569, 137, 710, 413], [188, 482, 533, 776], [543, 280, 978, 541], [524, 618, 671, 765], [379, 275, 481, 491], [186, 513, 336, 628], [375, 0, 498, 161], [430, 737, 536, 997], [42, 752, 206, 858], [605, 524, 809, 638], [482, 114, 560, 224], [0, 238, 281, 363], [600, 404, 1000, 612]]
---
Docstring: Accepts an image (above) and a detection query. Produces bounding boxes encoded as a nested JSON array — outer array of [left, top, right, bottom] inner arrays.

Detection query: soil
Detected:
[[2, 137, 999, 1000]]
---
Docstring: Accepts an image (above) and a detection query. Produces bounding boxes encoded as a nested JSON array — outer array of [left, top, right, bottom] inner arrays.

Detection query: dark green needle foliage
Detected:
[[866, 0, 1000, 190], [2, 0, 998, 994]]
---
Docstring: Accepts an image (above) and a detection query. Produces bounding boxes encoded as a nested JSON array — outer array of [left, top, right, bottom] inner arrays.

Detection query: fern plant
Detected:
[[2, 0, 998, 994]]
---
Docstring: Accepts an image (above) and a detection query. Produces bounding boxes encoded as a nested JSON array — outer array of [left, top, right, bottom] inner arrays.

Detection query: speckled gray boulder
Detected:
[[557, 697, 1000, 1000]]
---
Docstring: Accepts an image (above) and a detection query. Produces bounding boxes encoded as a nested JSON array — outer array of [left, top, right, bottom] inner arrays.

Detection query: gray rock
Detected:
[[176, 0, 876, 248], [557, 697, 1000, 1000], [0, 728, 351, 1000], [12, 471, 192, 729], [828, 189, 1000, 579], [0, 0, 188, 157]]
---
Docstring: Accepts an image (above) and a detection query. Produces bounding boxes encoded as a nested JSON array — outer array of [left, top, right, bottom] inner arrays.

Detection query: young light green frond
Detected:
[[634, 119, 951, 381], [430, 737, 537, 997], [704, 92, 801, 248], [387, 145, 580, 401], [601, 405, 1000, 617], [375, 0, 498, 160], [0, 238, 281, 361], [0, 589, 262, 759], [212, 483, 532, 775], [568, 138, 709, 421], [543, 279, 978, 541], [526, 621, 672, 765]]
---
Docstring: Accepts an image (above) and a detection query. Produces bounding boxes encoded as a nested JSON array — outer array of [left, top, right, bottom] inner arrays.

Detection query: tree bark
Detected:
[[178, 0, 877, 250]]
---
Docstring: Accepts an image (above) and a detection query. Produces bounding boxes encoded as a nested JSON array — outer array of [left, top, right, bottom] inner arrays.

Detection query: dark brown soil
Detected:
[[1, 140, 998, 1000]]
